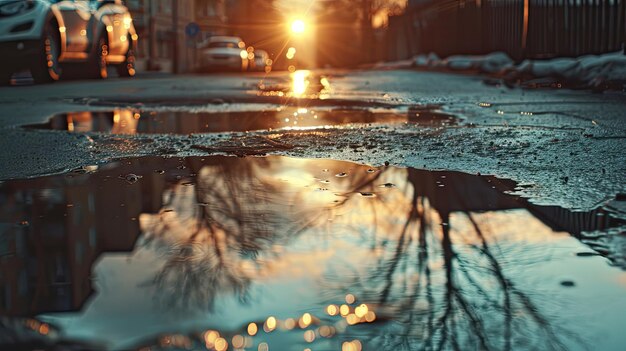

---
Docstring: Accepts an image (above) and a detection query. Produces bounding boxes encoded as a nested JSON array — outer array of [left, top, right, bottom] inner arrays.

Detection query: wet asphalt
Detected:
[[0, 69, 624, 211]]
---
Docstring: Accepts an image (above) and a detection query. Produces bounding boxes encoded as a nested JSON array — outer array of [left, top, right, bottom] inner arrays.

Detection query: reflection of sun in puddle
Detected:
[[290, 70, 332, 99], [292, 70, 311, 97], [256, 70, 331, 99], [291, 71, 311, 97]]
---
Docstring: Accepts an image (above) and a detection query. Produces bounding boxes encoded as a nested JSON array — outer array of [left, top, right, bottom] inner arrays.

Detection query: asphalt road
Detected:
[[0, 69, 624, 211]]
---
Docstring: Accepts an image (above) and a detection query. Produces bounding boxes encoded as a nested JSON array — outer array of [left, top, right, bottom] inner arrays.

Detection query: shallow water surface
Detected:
[[0, 156, 624, 350], [26, 106, 457, 135]]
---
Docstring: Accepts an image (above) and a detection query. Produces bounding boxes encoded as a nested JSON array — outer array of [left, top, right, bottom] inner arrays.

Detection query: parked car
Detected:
[[0, 0, 138, 84], [250, 49, 272, 72], [198, 36, 248, 72]]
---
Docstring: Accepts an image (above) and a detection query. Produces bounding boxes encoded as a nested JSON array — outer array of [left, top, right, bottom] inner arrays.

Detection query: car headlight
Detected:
[[0, 0, 35, 16], [240, 50, 248, 59]]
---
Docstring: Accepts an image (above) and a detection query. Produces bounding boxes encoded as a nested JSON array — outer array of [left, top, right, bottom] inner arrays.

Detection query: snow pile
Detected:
[[504, 51, 626, 89], [413, 51, 514, 73], [410, 50, 626, 90], [372, 58, 416, 70], [413, 52, 441, 68], [445, 52, 515, 73]]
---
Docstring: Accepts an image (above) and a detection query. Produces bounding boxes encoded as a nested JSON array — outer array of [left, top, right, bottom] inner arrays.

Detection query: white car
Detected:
[[0, 0, 138, 84], [199, 36, 248, 72]]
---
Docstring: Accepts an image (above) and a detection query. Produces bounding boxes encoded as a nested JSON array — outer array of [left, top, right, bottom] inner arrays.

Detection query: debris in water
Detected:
[[119, 174, 143, 184]]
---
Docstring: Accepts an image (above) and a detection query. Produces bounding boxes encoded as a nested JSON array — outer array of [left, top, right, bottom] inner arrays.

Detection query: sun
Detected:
[[291, 19, 306, 34]]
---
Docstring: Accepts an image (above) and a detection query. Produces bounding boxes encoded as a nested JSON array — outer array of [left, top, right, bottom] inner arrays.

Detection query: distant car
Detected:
[[0, 0, 138, 85], [251, 49, 272, 72], [199, 36, 248, 72]]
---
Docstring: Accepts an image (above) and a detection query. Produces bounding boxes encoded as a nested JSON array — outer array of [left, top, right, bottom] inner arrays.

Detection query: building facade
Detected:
[[126, 0, 228, 73]]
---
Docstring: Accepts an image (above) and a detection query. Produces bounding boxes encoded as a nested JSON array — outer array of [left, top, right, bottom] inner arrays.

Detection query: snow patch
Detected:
[[443, 52, 515, 73], [412, 51, 514, 73], [407, 50, 626, 90]]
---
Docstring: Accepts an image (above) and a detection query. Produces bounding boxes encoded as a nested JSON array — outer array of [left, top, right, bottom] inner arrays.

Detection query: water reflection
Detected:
[[292, 70, 311, 97], [258, 70, 332, 99], [0, 156, 624, 350], [26, 106, 457, 135]]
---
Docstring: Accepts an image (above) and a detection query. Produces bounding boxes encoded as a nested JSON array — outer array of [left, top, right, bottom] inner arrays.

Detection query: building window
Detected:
[[198, 0, 218, 17], [158, 0, 172, 14], [158, 38, 172, 58]]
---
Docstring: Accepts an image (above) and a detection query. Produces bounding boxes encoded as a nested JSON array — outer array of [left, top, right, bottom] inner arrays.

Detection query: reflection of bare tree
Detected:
[[144, 157, 338, 311], [145, 157, 274, 311], [328, 169, 585, 351], [151, 241, 251, 311], [138, 155, 603, 349]]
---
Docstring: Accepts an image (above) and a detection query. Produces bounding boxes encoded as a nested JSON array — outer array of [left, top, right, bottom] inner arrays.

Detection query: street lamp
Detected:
[[288, 18, 308, 70]]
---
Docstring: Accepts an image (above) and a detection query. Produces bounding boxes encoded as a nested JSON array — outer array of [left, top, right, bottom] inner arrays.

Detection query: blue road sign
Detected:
[[185, 22, 200, 38]]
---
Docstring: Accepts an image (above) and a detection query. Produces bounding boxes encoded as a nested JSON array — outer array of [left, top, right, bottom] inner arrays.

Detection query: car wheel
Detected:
[[59, 64, 81, 81], [116, 41, 136, 78], [31, 23, 62, 84], [86, 35, 108, 79]]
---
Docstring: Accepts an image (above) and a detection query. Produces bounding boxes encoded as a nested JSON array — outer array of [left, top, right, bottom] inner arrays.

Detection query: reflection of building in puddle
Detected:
[[0, 158, 166, 317], [0, 156, 624, 350], [52, 110, 140, 134]]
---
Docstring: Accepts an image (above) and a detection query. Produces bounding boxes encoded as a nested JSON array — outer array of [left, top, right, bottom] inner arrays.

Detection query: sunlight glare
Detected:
[[291, 19, 306, 34], [291, 70, 310, 97]]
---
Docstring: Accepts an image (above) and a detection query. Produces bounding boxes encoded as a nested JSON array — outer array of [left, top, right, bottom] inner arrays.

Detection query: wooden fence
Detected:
[[385, 0, 626, 61]]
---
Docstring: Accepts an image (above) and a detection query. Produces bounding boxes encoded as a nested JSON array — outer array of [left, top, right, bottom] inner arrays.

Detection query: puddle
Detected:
[[0, 156, 625, 350], [257, 70, 331, 99], [25, 107, 457, 134]]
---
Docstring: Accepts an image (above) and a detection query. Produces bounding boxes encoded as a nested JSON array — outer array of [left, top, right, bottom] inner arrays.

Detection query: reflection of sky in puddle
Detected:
[[1, 156, 625, 350]]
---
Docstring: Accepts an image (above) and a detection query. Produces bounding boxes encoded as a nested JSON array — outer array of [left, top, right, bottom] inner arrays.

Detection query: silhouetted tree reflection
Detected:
[[144, 157, 274, 311], [143, 156, 361, 311], [322, 169, 589, 351], [136, 156, 619, 349]]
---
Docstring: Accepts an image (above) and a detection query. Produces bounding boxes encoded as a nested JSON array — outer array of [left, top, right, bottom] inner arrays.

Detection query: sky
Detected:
[[276, 0, 408, 28]]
